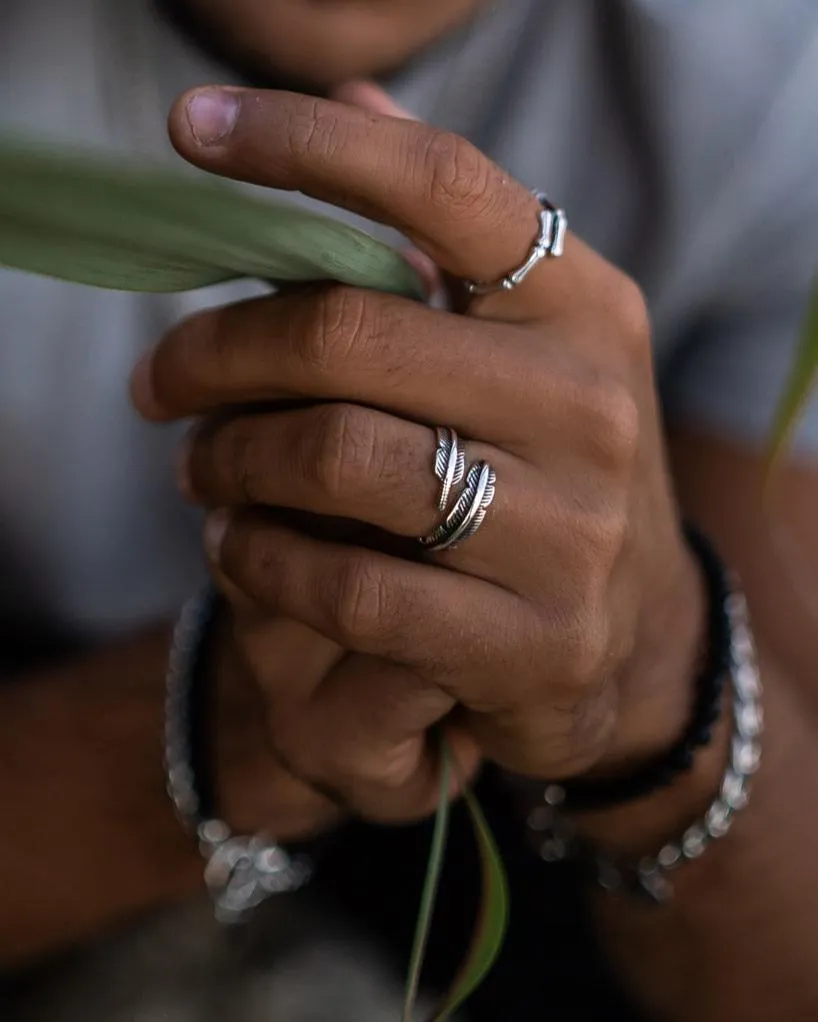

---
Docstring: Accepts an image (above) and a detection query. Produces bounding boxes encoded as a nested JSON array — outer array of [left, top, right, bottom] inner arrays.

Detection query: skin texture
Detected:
[[130, 86, 703, 822]]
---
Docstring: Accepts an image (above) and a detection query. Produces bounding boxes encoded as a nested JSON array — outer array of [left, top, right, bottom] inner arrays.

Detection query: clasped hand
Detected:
[[131, 85, 701, 825]]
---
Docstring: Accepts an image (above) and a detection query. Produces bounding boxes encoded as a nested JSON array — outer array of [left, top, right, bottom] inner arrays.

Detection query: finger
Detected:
[[188, 406, 624, 601], [184, 403, 535, 586], [331, 82, 462, 310], [265, 654, 477, 823], [204, 509, 537, 707], [227, 753, 342, 841], [168, 87, 592, 316], [331, 80, 415, 120], [215, 622, 342, 837], [132, 286, 575, 446], [230, 613, 345, 705]]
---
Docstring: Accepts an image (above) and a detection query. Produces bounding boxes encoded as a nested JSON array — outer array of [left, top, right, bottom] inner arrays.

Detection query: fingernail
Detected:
[[400, 246, 444, 303], [186, 89, 240, 146], [204, 509, 231, 562], [129, 351, 163, 418]]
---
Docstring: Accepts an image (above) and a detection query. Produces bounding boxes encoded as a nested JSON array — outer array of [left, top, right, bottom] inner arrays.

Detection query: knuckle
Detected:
[[285, 96, 349, 163], [332, 555, 390, 643], [584, 377, 641, 472], [311, 403, 379, 501], [570, 501, 629, 599], [298, 285, 368, 376], [610, 273, 651, 353], [420, 129, 499, 220]]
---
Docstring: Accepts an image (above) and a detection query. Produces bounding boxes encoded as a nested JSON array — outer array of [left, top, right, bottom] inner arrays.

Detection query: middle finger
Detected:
[[183, 402, 535, 586]]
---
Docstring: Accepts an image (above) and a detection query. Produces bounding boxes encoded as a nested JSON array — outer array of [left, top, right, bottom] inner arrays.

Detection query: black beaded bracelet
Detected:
[[543, 523, 732, 814], [164, 585, 312, 923]]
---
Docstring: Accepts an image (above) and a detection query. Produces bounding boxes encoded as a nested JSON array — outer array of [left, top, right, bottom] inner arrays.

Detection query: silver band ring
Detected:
[[465, 192, 568, 297], [421, 460, 497, 552], [433, 427, 466, 512]]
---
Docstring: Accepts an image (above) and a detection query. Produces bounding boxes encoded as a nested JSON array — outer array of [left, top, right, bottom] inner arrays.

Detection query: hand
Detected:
[[132, 86, 704, 821], [213, 613, 347, 835]]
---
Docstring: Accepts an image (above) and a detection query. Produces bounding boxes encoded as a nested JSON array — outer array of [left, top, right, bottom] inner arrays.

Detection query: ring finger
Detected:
[[182, 402, 536, 586]]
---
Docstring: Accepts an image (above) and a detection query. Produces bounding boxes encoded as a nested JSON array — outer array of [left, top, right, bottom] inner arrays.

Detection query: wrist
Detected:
[[513, 530, 763, 905], [572, 699, 732, 855]]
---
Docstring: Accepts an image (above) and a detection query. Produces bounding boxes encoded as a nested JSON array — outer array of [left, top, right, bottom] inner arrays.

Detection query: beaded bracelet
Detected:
[[164, 585, 312, 924], [526, 561, 762, 904]]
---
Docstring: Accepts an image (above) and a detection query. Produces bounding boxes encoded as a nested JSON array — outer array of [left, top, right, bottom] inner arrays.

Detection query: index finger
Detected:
[[168, 87, 591, 314]]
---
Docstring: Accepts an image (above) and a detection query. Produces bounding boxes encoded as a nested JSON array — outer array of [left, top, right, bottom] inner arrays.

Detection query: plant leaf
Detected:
[[0, 137, 423, 298], [768, 279, 818, 472], [402, 742, 452, 1022], [429, 750, 510, 1022]]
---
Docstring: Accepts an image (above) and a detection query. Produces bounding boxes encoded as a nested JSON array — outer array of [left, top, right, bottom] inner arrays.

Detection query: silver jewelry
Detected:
[[165, 586, 312, 924], [527, 585, 762, 904], [432, 427, 466, 512], [465, 192, 568, 297], [421, 460, 497, 552]]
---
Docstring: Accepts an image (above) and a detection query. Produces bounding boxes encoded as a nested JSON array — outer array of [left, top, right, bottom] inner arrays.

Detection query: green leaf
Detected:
[[768, 279, 818, 471], [0, 137, 423, 298], [401, 742, 509, 1022], [429, 778, 510, 1022], [402, 742, 452, 1022]]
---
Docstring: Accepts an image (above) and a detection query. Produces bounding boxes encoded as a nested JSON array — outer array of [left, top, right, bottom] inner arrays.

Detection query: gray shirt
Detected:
[[2, 0, 818, 639]]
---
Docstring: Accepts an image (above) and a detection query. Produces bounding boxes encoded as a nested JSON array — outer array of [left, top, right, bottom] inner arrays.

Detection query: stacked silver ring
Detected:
[[420, 428, 497, 552]]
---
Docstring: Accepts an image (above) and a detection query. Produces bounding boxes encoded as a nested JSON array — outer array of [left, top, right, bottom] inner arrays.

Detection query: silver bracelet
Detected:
[[164, 585, 312, 924], [527, 586, 763, 904]]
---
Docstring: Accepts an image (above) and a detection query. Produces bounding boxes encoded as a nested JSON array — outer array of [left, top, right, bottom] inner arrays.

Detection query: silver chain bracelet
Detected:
[[527, 585, 763, 904], [164, 585, 312, 924]]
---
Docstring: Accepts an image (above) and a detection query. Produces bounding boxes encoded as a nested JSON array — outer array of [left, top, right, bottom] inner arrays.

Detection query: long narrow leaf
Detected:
[[429, 749, 510, 1022], [0, 137, 423, 298], [402, 743, 452, 1022], [768, 280, 818, 471], [0, 216, 230, 292]]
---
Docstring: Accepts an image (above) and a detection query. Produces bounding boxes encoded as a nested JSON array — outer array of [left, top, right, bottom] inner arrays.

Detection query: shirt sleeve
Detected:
[[661, 16, 818, 457], [664, 298, 818, 457]]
